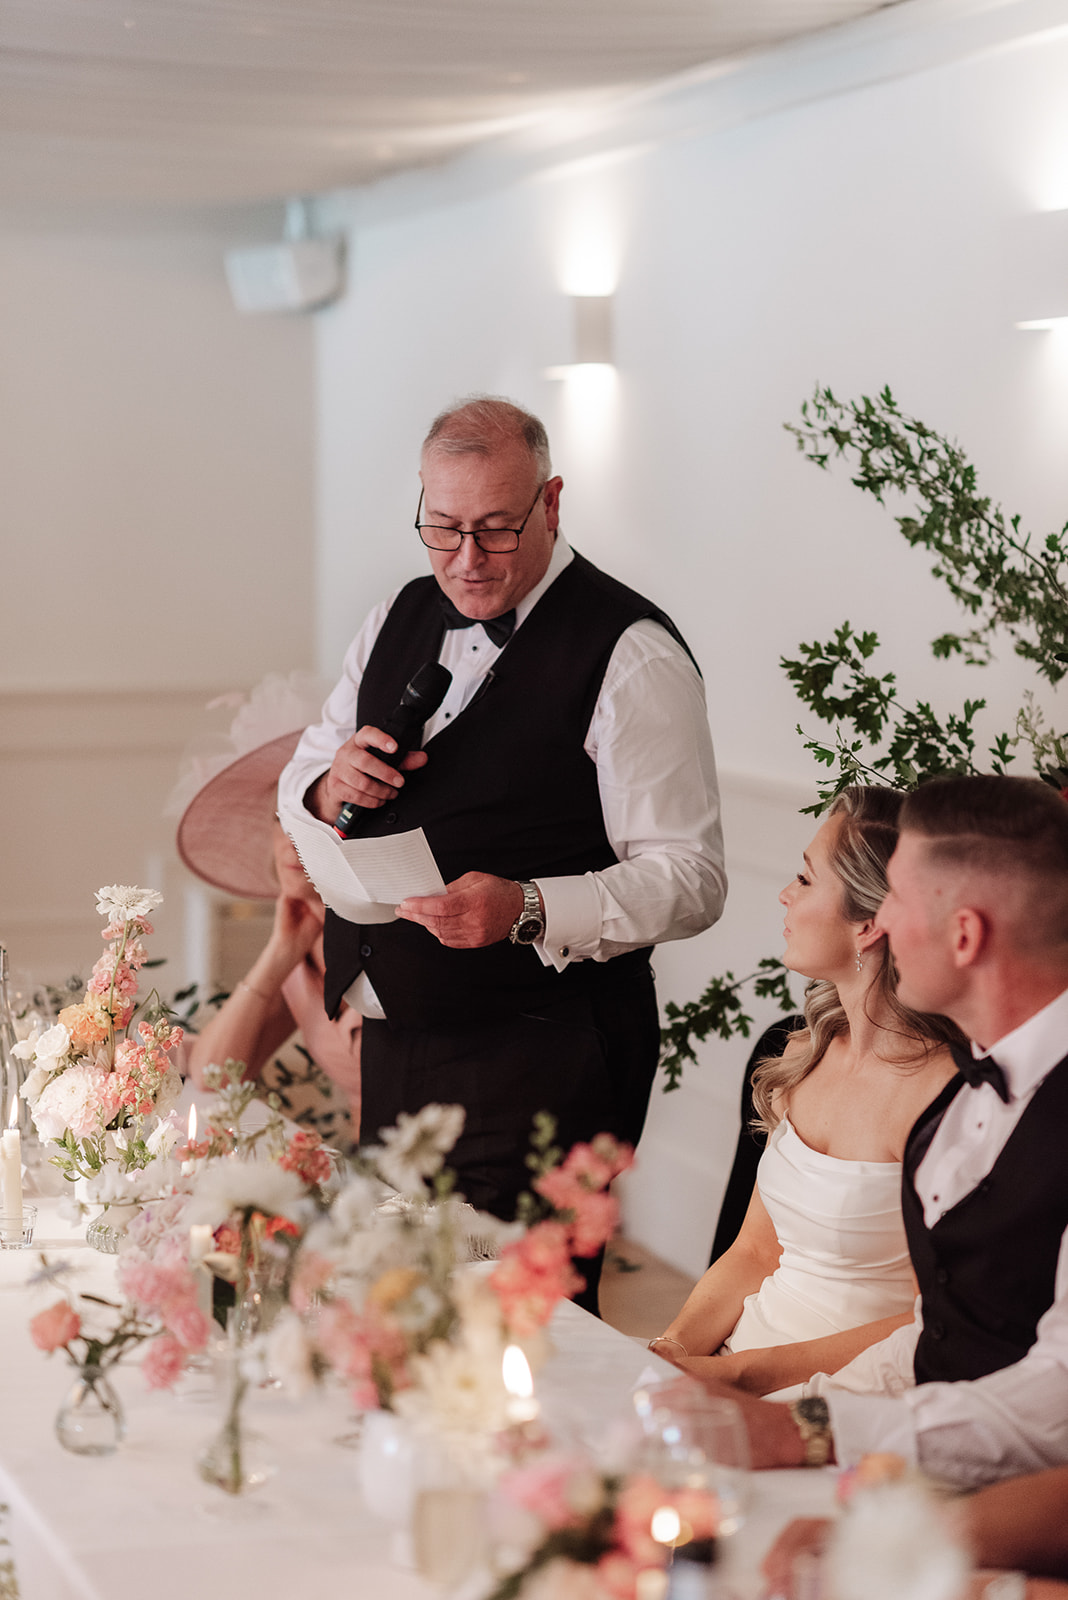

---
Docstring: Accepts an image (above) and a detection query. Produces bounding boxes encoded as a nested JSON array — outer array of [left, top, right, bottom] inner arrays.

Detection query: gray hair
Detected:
[[421, 395, 552, 480]]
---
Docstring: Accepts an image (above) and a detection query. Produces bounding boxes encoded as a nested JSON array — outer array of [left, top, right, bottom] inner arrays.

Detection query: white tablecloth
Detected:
[[0, 1199, 835, 1599]]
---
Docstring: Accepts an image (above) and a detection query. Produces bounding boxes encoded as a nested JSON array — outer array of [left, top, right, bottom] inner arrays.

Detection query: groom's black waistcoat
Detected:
[[322, 550, 692, 1031], [902, 1052, 1068, 1385]]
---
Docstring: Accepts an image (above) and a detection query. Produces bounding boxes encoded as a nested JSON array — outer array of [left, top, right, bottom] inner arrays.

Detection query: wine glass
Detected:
[[633, 1379, 751, 1538]]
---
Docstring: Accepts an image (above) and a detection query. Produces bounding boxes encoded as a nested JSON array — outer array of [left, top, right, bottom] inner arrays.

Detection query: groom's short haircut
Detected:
[[900, 775, 1068, 941]]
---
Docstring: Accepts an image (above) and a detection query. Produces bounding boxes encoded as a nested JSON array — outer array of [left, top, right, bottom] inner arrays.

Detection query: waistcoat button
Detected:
[[360, 944, 372, 959], [929, 1322, 946, 1340]]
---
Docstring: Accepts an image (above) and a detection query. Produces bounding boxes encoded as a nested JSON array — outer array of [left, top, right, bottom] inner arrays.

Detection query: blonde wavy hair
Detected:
[[751, 786, 964, 1133]]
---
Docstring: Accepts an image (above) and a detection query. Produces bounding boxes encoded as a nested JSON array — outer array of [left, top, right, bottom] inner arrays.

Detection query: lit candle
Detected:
[[182, 1103, 198, 1175], [502, 1344, 539, 1425], [189, 1223, 214, 1322], [650, 1505, 681, 1547], [2, 1095, 23, 1243]]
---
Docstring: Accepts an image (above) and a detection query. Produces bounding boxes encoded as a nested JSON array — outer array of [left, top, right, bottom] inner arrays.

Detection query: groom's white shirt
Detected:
[[814, 984, 1068, 1488]]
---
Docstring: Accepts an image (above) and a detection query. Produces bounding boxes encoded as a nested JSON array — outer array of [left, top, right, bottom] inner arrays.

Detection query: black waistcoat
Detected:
[[322, 550, 695, 1029], [903, 1053, 1068, 1384]]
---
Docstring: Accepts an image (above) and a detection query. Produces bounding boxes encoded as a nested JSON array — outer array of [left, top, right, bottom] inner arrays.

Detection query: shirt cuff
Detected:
[[823, 1389, 918, 1468], [533, 874, 602, 970]]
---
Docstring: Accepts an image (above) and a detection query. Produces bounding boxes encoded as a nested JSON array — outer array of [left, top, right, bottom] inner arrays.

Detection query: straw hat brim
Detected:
[[176, 730, 302, 900]]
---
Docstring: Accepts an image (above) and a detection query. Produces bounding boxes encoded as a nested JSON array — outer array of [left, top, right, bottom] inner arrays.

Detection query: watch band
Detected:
[[787, 1396, 833, 1467], [508, 881, 544, 945]]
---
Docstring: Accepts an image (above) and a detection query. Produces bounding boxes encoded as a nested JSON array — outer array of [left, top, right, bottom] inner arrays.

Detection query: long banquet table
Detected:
[[0, 1200, 835, 1599]]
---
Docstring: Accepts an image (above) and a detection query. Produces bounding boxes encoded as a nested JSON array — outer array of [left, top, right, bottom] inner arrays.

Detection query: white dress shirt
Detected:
[[277, 536, 726, 1018], [822, 984, 1068, 1488]]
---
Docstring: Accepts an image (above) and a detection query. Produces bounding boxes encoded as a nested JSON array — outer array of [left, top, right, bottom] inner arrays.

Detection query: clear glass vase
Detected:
[[55, 1363, 126, 1456], [197, 1336, 273, 1496]]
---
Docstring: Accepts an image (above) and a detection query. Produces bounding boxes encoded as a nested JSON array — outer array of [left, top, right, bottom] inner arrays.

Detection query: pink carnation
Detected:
[[30, 1300, 81, 1353], [142, 1334, 186, 1389]]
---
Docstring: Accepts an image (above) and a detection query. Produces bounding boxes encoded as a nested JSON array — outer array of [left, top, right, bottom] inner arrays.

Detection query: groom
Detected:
[[678, 774, 1068, 1488]]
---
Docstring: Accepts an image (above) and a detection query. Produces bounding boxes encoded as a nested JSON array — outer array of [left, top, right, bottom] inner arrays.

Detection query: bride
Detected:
[[650, 786, 962, 1398]]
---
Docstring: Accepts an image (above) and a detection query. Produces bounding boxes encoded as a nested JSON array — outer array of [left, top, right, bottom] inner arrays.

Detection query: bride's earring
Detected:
[[855, 949, 864, 973]]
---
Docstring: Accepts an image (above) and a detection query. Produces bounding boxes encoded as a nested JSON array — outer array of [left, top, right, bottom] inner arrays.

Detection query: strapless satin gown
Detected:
[[725, 1115, 915, 1354]]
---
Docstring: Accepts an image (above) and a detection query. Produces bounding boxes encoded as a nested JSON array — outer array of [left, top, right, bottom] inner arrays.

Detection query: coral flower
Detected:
[[30, 1300, 81, 1353]]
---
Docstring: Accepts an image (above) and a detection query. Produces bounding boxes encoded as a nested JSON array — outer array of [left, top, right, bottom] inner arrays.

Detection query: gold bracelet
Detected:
[[238, 980, 271, 1002], [648, 1335, 688, 1358]]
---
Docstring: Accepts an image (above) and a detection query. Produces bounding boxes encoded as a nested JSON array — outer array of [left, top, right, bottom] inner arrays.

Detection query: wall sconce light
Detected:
[[546, 294, 615, 377], [1012, 209, 1068, 330]]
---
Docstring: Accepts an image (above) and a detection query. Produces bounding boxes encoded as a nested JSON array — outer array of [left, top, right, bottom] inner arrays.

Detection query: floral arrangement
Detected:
[[29, 1218, 212, 1389], [487, 1454, 719, 1600], [491, 1117, 633, 1338], [14, 887, 184, 1189], [826, 1466, 969, 1600], [269, 1107, 633, 1448]]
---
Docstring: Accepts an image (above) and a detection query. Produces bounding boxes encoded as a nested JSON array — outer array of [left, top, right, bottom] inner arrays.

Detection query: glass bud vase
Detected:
[[55, 1364, 126, 1456], [197, 1335, 273, 1495]]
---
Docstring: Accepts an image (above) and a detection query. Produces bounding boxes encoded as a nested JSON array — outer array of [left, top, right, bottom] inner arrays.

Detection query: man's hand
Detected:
[[672, 1367, 811, 1469], [762, 1518, 832, 1599], [397, 873, 527, 948], [306, 726, 429, 823]]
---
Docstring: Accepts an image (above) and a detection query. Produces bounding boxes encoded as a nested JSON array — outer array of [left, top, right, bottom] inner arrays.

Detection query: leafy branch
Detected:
[[660, 959, 798, 1092], [787, 385, 1068, 681], [660, 385, 1068, 1080]]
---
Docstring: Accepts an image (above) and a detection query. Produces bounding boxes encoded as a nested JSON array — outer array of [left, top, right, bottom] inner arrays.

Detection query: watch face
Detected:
[[513, 916, 542, 944]]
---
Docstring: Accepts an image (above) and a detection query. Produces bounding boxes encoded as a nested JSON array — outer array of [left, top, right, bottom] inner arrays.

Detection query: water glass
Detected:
[[633, 1380, 751, 1536]]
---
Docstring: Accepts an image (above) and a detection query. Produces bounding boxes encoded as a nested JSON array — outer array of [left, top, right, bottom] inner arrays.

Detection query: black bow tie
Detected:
[[438, 592, 516, 649], [950, 1042, 1011, 1104]]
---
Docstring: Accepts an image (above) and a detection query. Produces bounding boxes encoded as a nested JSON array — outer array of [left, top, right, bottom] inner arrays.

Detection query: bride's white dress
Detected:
[[724, 1115, 916, 1364]]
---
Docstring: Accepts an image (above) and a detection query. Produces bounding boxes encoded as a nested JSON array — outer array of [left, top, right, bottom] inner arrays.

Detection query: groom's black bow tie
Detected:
[[438, 592, 516, 649], [950, 1042, 1011, 1104]]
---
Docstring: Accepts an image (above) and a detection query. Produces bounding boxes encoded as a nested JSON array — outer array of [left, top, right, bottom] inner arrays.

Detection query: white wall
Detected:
[[0, 208, 316, 984], [313, 0, 1068, 1276]]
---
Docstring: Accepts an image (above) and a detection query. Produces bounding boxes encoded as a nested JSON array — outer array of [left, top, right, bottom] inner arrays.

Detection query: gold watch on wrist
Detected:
[[787, 1396, 833, 1467]]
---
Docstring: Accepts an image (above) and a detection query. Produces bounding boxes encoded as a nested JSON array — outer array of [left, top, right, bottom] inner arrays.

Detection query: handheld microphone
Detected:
[[333, 661, 453, 839]]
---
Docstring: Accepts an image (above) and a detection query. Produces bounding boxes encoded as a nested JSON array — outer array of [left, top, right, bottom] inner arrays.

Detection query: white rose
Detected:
[[20, 1063, 53, 1107], [30, 1023, 72, 1068]]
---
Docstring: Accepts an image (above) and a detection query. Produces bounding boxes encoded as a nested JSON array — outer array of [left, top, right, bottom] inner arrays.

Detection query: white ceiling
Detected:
[[0, 0, 900, 211]]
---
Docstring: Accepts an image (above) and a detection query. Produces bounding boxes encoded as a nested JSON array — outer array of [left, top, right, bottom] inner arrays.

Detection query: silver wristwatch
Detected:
[[508, 881, 544, 945]]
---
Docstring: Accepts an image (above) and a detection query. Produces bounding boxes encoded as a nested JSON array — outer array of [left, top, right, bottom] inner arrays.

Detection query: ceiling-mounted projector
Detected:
[[224, 200, 346, 314]]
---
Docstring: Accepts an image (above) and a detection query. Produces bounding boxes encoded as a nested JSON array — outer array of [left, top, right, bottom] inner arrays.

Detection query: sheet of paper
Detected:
[[284, 812, 445, 924]]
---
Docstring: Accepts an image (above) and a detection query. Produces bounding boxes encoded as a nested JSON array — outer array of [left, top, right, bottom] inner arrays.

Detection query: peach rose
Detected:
[[30, 1300, 81, 1353]]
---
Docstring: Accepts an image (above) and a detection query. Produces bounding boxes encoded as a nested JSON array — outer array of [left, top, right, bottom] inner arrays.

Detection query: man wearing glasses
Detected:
[[278, 397, 725, 1294]]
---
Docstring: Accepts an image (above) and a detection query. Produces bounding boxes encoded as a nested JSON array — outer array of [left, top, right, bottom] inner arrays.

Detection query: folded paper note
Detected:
[[283, 812, 446, 923]]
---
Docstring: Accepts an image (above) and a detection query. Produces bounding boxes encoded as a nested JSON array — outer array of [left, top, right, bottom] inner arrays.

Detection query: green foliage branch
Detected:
[[659, 385, 1068, 1086]]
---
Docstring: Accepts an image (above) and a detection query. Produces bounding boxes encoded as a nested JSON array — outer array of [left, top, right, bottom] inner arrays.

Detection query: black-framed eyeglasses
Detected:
[[415, 485, 545, 553]]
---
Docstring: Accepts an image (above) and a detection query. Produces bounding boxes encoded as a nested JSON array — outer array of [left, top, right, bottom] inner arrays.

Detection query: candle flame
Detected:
[[502, 1344, 533, 1399], [650, 1506, 681, 1546], [187, 1103, 197, 1143], [7, 1095, 19, 1130]]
